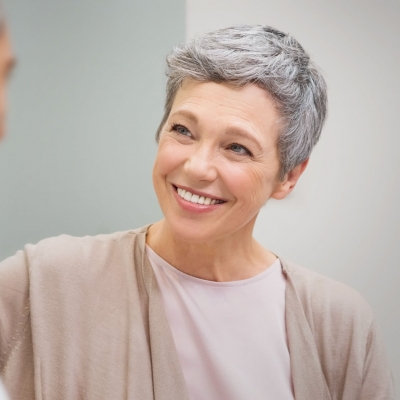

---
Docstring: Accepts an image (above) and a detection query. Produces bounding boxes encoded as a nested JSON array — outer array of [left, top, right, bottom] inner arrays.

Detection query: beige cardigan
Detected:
[[0, 226, 394, 399]]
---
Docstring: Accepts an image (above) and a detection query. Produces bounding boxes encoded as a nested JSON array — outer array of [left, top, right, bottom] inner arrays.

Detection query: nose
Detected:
[[183, 143, 218, 182]]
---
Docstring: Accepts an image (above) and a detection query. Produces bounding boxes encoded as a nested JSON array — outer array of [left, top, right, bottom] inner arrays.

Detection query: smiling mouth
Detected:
[[173, 185, 226, 205]]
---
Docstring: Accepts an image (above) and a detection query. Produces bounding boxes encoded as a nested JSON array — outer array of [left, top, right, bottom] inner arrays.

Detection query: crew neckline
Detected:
[[145, 244, 281, 287]]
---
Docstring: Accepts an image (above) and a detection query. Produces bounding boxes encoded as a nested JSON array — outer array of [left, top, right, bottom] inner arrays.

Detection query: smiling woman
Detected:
[[150, 80, 289, 263], [0, 25, 394, 400]]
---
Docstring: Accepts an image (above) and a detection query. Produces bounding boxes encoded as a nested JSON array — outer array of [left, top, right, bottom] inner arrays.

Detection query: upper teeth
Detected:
[[177, 188, 221, 205]]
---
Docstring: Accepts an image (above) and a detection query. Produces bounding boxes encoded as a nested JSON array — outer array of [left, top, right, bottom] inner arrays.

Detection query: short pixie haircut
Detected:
[[156, 25, 327, 180]]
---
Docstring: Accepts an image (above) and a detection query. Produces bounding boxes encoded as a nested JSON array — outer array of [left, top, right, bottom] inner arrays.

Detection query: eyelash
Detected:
[[229, 143, 253, 157], [170, 123, 253, 157], [171, 123, 191, 136]]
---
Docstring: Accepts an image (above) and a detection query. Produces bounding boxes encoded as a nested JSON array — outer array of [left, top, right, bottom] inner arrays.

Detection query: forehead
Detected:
[[174, 79, 275, 110], [171, 80, 281, 139]]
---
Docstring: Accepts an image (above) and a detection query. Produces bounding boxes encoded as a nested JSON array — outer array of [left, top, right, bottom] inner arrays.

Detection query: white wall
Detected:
[[187, 0, 400, 389]]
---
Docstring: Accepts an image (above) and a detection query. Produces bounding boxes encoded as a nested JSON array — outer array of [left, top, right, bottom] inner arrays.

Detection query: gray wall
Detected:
[[0, 0, 185, 259], [187, 0, 400, 390]]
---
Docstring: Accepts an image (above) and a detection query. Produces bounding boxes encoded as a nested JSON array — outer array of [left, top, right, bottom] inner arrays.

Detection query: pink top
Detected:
[[146, 246, 294, 400]]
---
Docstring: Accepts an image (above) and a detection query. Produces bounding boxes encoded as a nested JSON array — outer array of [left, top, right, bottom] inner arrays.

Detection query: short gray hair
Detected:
[[156, 25, 327, 180]]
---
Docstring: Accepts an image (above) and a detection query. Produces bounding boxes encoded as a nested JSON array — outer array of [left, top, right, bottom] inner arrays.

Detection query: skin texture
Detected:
[[0, 27, 15, 140], [147, 80, 308, 282]]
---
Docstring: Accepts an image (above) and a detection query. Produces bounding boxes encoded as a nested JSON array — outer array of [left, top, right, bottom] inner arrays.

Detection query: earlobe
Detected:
[[271, 159, 309, 200]]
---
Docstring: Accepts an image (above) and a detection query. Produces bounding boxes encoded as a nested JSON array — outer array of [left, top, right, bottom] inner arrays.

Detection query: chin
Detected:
[[164, 217, 223, 244], [166, 213, 255, 245]]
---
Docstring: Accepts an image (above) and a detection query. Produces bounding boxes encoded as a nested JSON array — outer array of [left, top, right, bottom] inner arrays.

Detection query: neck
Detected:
[[146, 219, 277, 282]]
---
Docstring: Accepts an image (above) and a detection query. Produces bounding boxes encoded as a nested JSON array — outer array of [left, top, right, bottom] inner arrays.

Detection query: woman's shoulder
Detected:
[[280, 261, 394, 398], [0, 226, 151, 389], [0, 226, 149, 289], [31, 227, 147, 267], [36, 225, 147, 255], [0, 225, 149, 331], [281, 258, 375, 326]]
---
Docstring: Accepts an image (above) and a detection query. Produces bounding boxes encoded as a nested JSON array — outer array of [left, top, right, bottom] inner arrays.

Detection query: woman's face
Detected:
[[152, 79, 287, 243]]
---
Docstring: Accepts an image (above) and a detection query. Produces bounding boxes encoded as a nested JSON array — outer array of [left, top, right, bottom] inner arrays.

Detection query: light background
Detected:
[[1, 0, 399, 392]]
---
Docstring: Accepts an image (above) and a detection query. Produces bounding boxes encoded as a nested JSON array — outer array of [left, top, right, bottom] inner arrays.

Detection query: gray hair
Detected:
[[156, 25, 327, 180]]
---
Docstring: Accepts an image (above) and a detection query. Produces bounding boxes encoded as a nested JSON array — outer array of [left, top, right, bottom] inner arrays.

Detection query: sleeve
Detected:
[[360, 318, 396, 399], [0, 248, 31, 374]]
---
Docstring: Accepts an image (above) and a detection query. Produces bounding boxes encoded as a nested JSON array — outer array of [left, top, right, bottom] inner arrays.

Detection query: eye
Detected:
[[229, 143, 252, 156], [171, 123, 191, 137]]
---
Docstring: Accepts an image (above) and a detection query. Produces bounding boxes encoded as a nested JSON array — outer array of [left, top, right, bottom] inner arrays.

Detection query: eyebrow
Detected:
[[170, 109, 199, 124], [170, 108, 263, 151]]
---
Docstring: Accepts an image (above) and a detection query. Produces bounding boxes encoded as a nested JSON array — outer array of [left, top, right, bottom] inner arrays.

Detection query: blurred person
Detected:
[[0, 25, 394, 399], [0, 3, 15, 400], [0, 5, 14, 140]]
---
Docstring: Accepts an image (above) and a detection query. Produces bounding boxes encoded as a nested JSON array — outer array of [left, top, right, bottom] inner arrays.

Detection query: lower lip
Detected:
[[172, 186, 224, 214]]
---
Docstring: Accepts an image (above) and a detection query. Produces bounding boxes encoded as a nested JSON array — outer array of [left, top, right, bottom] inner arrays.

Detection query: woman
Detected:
[[0, 25, 394, 399]]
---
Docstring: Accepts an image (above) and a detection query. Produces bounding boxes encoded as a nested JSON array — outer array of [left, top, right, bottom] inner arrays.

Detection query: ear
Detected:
[[271, 159, 309, 200]]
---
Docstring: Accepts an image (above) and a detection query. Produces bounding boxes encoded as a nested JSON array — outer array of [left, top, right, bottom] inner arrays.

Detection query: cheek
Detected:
[[153, 139, 187, 179], [153, 138, 188, 188], [225, 163, 278, 205]]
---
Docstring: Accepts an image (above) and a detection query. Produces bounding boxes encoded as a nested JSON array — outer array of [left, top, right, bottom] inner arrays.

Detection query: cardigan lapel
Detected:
[[281, 258, 332, 400], [138, 228, 190, 400]]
